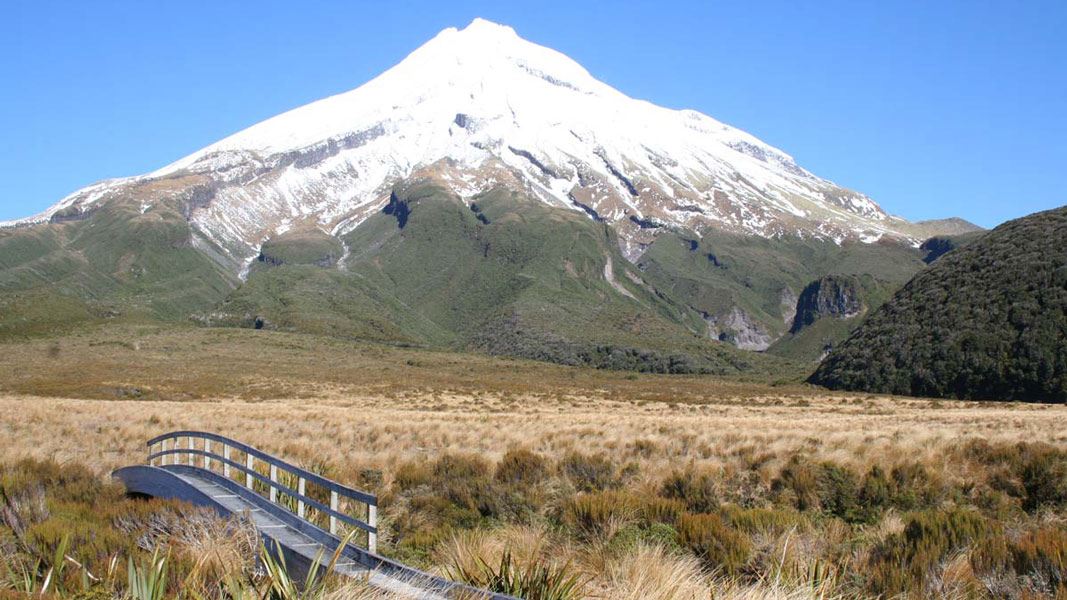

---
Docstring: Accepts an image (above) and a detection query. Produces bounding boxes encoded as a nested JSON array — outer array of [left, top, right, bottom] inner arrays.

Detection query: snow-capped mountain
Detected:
[[18, 18, 934, 270]]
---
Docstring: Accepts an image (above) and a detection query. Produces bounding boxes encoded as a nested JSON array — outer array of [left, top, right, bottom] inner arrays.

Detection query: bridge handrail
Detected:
[[146, 448, 375, 535], [148, 431, 375, 504], [146, 431, 377, 550]]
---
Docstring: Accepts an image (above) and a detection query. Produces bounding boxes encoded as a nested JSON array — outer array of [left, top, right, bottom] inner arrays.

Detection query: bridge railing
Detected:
[[146, 431, 377, 553]]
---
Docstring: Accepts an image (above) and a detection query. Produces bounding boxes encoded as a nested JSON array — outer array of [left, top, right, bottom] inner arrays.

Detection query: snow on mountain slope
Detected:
[[14, 18, 936, 270]]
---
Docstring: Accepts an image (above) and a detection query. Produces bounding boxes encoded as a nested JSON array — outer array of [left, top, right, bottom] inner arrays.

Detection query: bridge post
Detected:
[[330, 491, 339, 535], [269, 465, 278, 503], [188, 437, 195, 466], [297, 477, 306, 518], [245, 454, 254, 489], [368, 504, 377, 554], [161, 439, 169, 466], [204, 439, 212, 471], [223, 445, 231, 478]]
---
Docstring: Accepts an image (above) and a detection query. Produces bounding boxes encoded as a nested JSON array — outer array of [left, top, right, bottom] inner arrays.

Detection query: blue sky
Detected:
[[1, 1, 1064, 227]]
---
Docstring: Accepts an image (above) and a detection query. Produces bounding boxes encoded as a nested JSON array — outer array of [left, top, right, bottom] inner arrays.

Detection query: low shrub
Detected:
[[676, 513, 751, 574], [559, 452, 617, 492], [496, 448, 548, 486], [1009, 527, 1067, 594], [639, 497, 686, 526], [393, 461, 433, 490], [868, 508, 998, 596], [1020, 449, 1067, 512], [888, 461, 944, 510], [719, 505, 804, 535], [659, 469, 718, 513], [564, 491, 639, 539], [772, 458, 866, 522], [433, 453, 491, 482]]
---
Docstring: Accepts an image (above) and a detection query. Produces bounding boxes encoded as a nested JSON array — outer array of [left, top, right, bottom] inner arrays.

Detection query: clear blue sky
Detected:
[[2, 1, 1064, 227]]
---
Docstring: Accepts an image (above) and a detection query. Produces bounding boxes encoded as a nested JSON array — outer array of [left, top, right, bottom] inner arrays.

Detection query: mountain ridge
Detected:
[[0, 19, 985, 369], [810, 205, 1067, 401], [6, 18, 974, 272]]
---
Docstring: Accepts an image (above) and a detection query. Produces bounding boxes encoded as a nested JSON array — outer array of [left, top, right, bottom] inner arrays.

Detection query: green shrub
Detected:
[[564, 491, 639, 539], [659, 469, 718, 513], [772, 458, 866, 522], [496, 448, 548, 486], [559, 452, 617, 492], [639, 497, 686, 526], [720, 505, 804, 535], [889, 461, 945, 510], [868, 508, 998, 596], [676, 513, 751, 574], [771, 457, 820, 511], [1020, 449, 1067, 512], [393, 461, 433, 490], [816, 462, 862, 522], [859, 465, 891, 509], [433, 453, 491, 481], [1009, 527, 1067, 594], [972, 527, 1067, 596]]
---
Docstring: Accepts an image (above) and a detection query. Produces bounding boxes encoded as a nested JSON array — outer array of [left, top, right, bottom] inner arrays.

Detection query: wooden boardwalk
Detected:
[[113, 431, 513, 599]]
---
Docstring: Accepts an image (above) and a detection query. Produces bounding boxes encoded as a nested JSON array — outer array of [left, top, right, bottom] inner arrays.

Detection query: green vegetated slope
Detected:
[[920, 230, 987, 264], [768, 274, 899, 361], [0, 178, 953, 377], [0, 197, 237, 339], [250, 227, 344, 272], [810, 205, 1067, 402], [636, 229, 926, 360], [220, 182, 790, 375]]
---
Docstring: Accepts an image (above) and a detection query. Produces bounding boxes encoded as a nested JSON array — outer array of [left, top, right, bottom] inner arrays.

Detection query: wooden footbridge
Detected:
[[113, 431, 513, 599]]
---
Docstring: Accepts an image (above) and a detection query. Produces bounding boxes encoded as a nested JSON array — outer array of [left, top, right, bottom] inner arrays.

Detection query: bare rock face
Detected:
[[790, 275, 864, 334], [706, 307, 774, 351], [780, 287, 799, 329]]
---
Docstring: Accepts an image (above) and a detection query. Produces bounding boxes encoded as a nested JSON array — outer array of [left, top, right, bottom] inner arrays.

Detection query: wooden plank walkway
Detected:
[[113, 431, 514, 600]]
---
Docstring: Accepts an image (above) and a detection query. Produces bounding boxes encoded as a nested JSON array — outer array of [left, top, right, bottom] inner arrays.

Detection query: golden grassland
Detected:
[[1, 324, 1066, 599], [2, 387, 1064, 484]]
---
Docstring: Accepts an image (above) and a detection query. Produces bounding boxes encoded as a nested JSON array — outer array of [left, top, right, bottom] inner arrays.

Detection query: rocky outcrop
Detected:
[[790, 275, 863, 334], [706, 307, 773, 351], [780, 287, 798, 329]]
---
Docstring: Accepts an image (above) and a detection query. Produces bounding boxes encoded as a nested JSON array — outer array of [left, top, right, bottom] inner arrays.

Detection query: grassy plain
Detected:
[[1, 325, 1065, 598]]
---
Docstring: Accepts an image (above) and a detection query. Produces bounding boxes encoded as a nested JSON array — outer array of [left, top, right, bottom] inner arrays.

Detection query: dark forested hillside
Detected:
[[809, 206, 1067, 402]]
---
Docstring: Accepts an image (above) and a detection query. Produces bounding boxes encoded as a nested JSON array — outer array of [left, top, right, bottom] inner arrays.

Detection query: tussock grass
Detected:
[[1, 327, 1065, 598]]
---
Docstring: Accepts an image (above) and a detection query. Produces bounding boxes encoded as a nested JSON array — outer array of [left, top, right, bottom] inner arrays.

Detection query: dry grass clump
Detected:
[[602, 543, 712, 600], [113, 504, 259, 581]]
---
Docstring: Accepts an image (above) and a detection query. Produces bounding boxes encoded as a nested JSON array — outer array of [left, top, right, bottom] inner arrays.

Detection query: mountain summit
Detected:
[[0, 19, 982, 366], [15, 19, 951, 273]]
